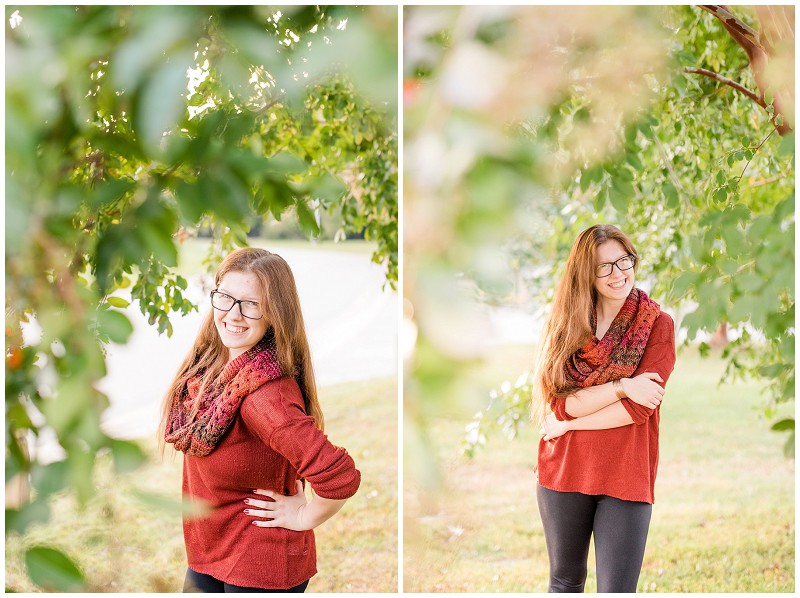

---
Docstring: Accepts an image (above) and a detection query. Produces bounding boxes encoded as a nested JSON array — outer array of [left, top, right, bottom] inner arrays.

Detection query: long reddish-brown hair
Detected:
[[532, 224, 639, 424], [159, 248, 322, 452]]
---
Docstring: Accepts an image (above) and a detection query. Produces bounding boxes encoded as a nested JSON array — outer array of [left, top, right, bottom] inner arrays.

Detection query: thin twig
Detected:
[[737, 128, 776, 183], [652, 131, 685, 195], [683, 66, 765, 107], [750, 172, 788, 188]]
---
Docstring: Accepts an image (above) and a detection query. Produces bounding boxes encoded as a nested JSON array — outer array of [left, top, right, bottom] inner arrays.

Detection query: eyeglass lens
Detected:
[[596, 256, 634, 277], [211, 292, 262, 319]]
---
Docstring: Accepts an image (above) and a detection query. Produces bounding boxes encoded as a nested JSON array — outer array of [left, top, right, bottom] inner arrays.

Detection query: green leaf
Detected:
[[136, 50, 194, 155], [132, 489, 212, 518], [783, 431, 794, 459], [777, 133, 794, 157], [671, 270, 700, 299], [728, 294, 762, 327], [306, 173, 347, 203], [5, 499, 50, 535], [97, 309, 134, 344], [67, 446, 96, 506], [110, 439, 148, 474], [89, 178, 136, 209], [43, 377, 90, 436], [295, 200, 321, 237], [105, 296, 130, 309], [625, 151, 643, 171], [771, 418, 794, 432], [720, 224, 745, 258], [24, 546, 85, 592], [774, 195, 794, 221], [579, 168, 592, 192], [30, 460, 69, 498], [207, 171, 251, 223], [609, 188, 628, 213], [593, 186, 608, 212], [759, 365, 788, 379], [616, 166, 633, 182], [663, 182, 679, 209], [175, 181, 209, 224], [265, 151, 308, 176], [735, 271, 764, 294]]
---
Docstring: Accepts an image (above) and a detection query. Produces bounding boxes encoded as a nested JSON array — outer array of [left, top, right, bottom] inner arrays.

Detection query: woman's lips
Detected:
[[224, 322, 249, 334]]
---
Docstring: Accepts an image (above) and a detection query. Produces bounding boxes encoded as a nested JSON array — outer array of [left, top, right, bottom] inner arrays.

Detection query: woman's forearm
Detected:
[[300, 494, 347, 529], [564, 381, 621, 417], [566, 400, 635, 432]]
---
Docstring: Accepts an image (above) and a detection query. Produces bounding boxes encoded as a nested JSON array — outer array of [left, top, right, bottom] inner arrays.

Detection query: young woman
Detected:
[[161, 247, 361, 593], [533, 224, 676, 593]]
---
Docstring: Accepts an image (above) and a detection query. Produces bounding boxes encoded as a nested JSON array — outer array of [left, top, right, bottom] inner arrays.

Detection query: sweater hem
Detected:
[[536, 478, 654, 505], [186, 560, 316, 590]]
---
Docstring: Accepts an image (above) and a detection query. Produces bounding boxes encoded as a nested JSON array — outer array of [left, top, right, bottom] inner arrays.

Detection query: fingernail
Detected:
[[244, 499, 250, 505], [244, 509, 250, 514]]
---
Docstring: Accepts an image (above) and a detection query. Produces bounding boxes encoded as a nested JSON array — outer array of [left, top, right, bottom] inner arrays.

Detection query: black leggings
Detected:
[[536, 484, 652, 593], [183, 568, 309, 593]]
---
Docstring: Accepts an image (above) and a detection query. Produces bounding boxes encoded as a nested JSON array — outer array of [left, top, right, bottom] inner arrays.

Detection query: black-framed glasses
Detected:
[[210, 290, 263, 320], [595, 255, 636, 278]]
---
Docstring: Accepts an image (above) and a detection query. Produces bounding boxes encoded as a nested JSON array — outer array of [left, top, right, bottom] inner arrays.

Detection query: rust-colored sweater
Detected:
[[536, 312, 676, 504], [182, 377, 361, 589]]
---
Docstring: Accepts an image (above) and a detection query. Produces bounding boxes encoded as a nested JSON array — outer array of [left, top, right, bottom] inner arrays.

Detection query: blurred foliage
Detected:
[[6, 5, 396, 591], [403, 5, 794, 508]]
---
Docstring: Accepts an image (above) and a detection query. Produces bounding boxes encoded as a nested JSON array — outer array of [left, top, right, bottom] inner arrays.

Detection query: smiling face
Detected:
[[593, 239, 635, 306], [213, 270, 269, 362]]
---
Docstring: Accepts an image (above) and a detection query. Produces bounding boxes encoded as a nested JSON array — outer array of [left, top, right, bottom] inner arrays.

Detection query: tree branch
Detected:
[[697, 5, 792, 135], [750, 172, 788, 188], [698, 5, 765, 52], [683, 66, 766, 108]]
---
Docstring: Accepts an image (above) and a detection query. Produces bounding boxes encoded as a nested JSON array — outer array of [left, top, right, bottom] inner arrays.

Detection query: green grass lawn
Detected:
[[403, 346, 794, 592], [6, 376, 398, 593]]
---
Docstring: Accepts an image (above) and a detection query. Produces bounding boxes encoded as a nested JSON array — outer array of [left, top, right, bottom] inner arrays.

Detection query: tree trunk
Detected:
[[709, 321, 729, 349]]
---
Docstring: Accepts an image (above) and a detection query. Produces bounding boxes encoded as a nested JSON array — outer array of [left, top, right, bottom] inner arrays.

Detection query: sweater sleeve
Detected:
[[241, 378, 361, 500], [549, 394, 577, 422], [620, 312, 677, 425]]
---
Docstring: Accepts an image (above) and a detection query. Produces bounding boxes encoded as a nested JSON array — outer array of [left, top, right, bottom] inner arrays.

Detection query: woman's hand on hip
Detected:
[[244, 480, 310, 531], [540, 413, 570, 441], [620, 372, 665, 409]]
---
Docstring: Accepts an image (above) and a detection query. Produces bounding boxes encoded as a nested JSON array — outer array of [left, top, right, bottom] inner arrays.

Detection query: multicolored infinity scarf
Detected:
[[565, 287, 660, 389], [165, 336, 284, 456]]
